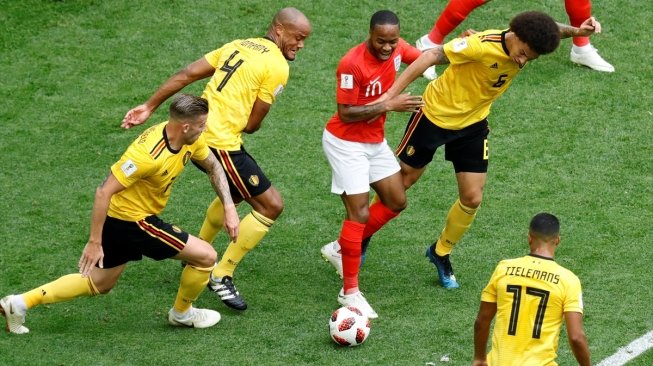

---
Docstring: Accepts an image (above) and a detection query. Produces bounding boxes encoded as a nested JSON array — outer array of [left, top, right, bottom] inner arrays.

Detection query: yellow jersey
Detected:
[[109, 122, 210, 221], [481, 254, 584, 366], [202, 37, 289, 150], [423, 30, 522, 130]]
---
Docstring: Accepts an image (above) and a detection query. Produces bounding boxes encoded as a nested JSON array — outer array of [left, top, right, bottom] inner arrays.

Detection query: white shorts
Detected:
[[322, 129, 400, 195]]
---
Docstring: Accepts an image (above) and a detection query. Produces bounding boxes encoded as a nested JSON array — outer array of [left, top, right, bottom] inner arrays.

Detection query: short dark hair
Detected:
[[169, 94, 208, 122], [529, 212, 560, 238], [370, 10, 399, 30], [510, 11, 560, 55]]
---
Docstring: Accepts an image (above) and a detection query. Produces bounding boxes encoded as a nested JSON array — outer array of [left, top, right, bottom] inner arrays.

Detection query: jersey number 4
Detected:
[[217, 51, 244, 92], [506, 285, 550, 339]]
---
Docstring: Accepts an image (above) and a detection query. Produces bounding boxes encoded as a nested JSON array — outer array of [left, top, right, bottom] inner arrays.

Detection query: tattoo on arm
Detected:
[[432, 50, 449, 66], [204, 156, 235, 207], [557, 23, 577, 39]]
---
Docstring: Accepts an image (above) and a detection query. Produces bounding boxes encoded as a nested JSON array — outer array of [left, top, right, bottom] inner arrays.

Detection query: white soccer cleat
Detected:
[[320, 241, 343, 278], [0, 295, 29, 334], [415, 34, 438, 80], [337, 289, 378, 319], [570, 46, 615, 73], [168, 307, 221, 329]]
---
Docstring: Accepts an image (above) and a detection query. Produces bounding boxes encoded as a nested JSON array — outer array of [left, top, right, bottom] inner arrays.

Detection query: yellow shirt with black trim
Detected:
[[481, 255, 584, 366], [422, 29, 522, 130], [109, 122, 210, 221], [202, 38, 289, 150]]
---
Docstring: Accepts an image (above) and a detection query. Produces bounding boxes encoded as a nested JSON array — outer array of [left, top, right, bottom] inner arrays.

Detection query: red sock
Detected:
[[429, 0, 487, 44], [339, 220, 365, 293], [565, 0, 591, 46], [363, 201, 400, 239]]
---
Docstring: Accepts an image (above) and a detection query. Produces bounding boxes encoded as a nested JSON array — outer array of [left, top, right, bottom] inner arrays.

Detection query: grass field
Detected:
[[0, 0, 651, 365]]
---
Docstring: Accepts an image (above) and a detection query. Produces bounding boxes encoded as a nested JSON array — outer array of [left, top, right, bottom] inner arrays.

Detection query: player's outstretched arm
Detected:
[[79, 174, 125, 276], [472, 301, 496, 366], [195, 154, 239, 242], [386, 47, 449, 98], [557, 17, 601, 40], [564, 312, 591, 366], [121, 57, 216, 129]]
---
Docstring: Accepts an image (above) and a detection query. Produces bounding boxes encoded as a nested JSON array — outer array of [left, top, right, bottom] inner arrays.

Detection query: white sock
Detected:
[[172, 307, 192, 320], [12, 295, 27, 314], [572, 44, 593, 54], [419, 34, 440, 49]]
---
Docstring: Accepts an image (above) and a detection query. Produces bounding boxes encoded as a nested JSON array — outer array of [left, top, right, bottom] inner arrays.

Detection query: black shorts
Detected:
[[193, 146, 271, 200], [395, 110, 490, 173], [100, 216, 189, 268]]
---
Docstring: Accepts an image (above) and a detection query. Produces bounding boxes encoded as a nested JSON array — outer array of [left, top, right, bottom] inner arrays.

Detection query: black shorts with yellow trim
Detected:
[[396, 110, 490, 173], [193, 146, 271, 200], [100, 216, 189, 268]]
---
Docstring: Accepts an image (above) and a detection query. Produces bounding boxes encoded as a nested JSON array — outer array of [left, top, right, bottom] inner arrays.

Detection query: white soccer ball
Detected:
[[328, 306, 371, 346]]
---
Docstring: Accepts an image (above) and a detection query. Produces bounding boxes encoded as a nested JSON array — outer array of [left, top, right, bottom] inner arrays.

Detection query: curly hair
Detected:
[[510, 11, 560, 55]]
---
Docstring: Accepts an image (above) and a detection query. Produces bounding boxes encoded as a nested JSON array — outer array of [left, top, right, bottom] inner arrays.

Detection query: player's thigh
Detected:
[[340, 191, 371, 223], [198, 147, 272, 202], [370, 172, 406, 211], [455, 172, 487, 208], [322, 130, 372, 196], [444, 120, 489, 174], [173, 235, 217, 268], [396, 110, 447, 170]]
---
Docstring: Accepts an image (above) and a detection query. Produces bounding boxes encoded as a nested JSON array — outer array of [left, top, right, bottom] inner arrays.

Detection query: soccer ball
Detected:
[[328, 306, 371, 346]]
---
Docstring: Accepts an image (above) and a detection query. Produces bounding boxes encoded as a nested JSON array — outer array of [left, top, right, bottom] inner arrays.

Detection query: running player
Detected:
[[121, 8, 312, 311], [1, 94, 239, 333], [321, 10, 424, 318]]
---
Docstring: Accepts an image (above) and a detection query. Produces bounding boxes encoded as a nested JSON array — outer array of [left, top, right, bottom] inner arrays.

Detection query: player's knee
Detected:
[[94, 281, 116, 295], [195, 245, 218, 267], [460, 194, 483, 209]]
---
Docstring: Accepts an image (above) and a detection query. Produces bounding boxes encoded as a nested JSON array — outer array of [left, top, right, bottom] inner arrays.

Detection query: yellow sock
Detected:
[[435, 199, 478, 256], [21, 274, 99, 309], [213, 211, 273, 278], [174, 264, 214, 313], [199, 197, 226, 243]]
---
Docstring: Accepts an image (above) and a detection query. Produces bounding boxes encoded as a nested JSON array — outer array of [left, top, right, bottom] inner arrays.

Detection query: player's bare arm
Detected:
[[338, 93, 423, 123], [243, 98, 272, 133], [385, 47, 449, 99], [79, 174, 126, 276], [121, 58, 216, 129], [557, 17, 601, 39], [195, 154, 240, 241], [472, 301, 496, 366], [564, 311, 592, 366]]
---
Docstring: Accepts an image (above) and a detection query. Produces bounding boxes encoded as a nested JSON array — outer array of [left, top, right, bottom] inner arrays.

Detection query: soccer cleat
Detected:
[[425, 246, 460, 289], [0, 295, 29, 334], [208, 275, 247, 310], [168, 307, 221, 328], [320, 241, 343, 278], [570, 46, 615, 73], [337, 289, 378, 319], [415, 34, 438, 80]]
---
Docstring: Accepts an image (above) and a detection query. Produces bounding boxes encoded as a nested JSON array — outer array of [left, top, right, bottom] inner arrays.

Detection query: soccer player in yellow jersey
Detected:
[[121, 8, 311, 310], [473, 213, 591, 366], [361, 11, 602, 289], [0, 94, 239, 334]]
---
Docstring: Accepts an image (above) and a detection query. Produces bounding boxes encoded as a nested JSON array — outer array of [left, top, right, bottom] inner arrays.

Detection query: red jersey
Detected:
[[325, 39, 420, 143]]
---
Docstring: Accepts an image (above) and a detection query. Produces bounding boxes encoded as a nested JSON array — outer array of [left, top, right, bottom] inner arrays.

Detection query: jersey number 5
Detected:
[[217, 51, 244, 92], [506, 285, 550, 339], [492, 74, 508, 88]]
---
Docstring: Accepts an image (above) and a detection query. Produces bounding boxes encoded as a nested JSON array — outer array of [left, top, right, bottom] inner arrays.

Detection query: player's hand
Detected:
[[459, 28, 478, 38], [386, 93, 424, 113], [78, 240, 104, 277], [121, 104, 154, 129], [578, 17, 601, 36], [223, 205, 240, 243]]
